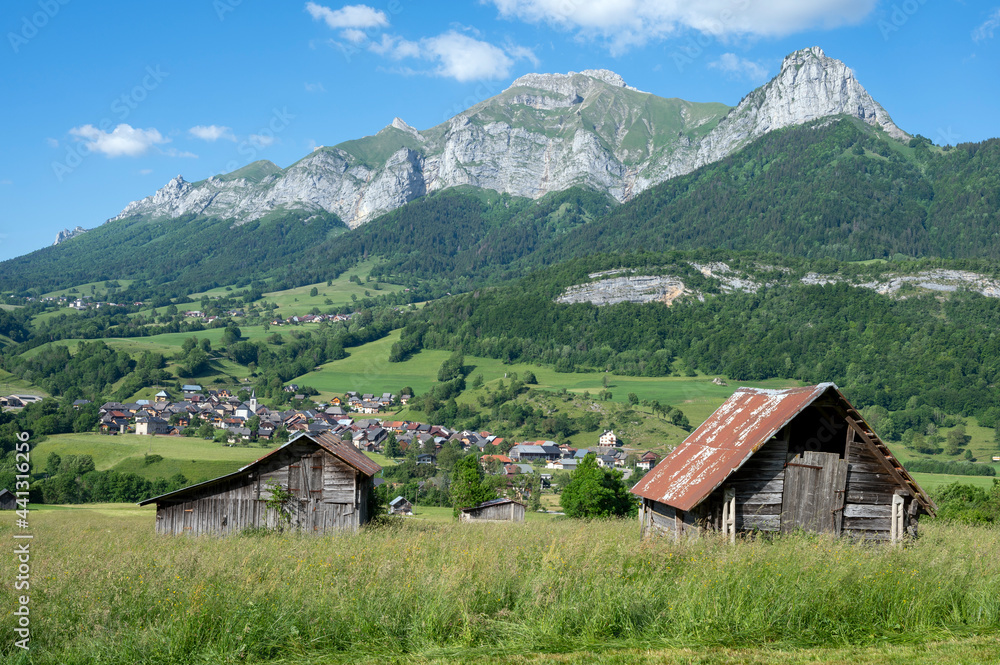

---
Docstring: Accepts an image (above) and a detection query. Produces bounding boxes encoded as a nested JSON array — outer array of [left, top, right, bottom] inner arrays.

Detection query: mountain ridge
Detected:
[[101, 46, 906, 233]]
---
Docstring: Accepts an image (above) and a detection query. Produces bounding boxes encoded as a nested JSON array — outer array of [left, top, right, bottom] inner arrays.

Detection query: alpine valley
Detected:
[[3, 45, 1000, 499]]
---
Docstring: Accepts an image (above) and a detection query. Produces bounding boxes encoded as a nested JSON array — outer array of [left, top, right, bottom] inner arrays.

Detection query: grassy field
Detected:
[[0, 505, 998, 664], [39, 279, 135, 300], [260, 259, 406, 317], [30, 432, 265, 484], [906, 472, 997, 493], [298, 330, 801, 427], [0, 367, 49, 397], [404, 505, 556, 523]]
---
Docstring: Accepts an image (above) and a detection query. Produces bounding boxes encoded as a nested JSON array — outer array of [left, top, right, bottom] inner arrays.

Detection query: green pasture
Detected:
[[298, 329, 801, 426], [260, 259, 405, 317], [30, 432, 265, 484], [0, 367, 49, 397], [1, 506, 998, 665]]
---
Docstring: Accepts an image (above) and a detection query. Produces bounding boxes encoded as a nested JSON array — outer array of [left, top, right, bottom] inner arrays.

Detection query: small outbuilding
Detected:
[[632, 383, 935, 543], [138, 432, 381, 535], [388, 496, 413, 515], [0, 489, 16, 510], [459, 497, 525, 523]]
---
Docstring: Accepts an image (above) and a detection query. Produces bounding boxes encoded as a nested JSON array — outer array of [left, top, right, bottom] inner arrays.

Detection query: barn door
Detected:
[[780, 451, 848, 535]]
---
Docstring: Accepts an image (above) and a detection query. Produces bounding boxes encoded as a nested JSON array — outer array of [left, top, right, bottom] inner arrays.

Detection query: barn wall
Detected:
[[155, 445, 373, 535], [462, 502, 525, 522], [698, 435, 789, 534], [0, 493, 17, 510], [843, 436, 904, 540]]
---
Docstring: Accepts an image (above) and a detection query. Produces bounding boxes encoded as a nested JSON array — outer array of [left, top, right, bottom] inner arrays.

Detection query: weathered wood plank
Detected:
[[844, 504, 892, 518], [846, 490, 894, 505], [735, 491, 784, 505], [735, 514, 781, 531]]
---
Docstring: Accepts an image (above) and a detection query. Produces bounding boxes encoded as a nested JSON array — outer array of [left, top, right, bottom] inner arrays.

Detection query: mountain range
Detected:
[[10, 45, 999, 300], [92, 46, 903, 233]]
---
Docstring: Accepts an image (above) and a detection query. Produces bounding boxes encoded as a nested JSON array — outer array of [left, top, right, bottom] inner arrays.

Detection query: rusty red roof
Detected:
[[313, 432, 382, 476], [631, 383, 837, 511], [138, 431, 381, 506]]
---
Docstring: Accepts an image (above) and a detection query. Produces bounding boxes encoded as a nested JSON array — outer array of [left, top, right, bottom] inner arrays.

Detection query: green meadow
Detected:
[[30, 432, 265, 484], [259, 259, 406, 317], [297, 330, 802, 427], [0, 367, 49, 397], [1, 505, 998, 665]]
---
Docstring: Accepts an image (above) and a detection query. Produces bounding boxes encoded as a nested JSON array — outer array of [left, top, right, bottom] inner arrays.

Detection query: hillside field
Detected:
[[297, 330, 802, 426], [29, 432, 265, 484], [1, 504, 998, 665]]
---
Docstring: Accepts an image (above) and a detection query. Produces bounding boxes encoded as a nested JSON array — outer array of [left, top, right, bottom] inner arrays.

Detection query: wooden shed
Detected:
[[138, 432, 381, 535], [0, 489, 16, 511], [632, 383, 935, 543], [459, 498, 525, 522], [388, 496, 413, 515]]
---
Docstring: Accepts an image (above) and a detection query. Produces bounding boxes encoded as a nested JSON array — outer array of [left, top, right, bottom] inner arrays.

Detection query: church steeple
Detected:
[[249, 389, 257, 414]]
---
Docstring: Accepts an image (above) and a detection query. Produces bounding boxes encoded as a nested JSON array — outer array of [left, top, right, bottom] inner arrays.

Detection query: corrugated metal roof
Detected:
[[311, 432, 383, 476], [631, 383, 837, 512]]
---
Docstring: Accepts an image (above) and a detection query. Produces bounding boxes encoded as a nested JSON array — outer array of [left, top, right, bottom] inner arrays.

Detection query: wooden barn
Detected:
[[632, 383, 935, 543], [459, 497, 525, 522], [388, 496, 413, 515], [0, 488, 16, 511], [138, 432, 381, 535]]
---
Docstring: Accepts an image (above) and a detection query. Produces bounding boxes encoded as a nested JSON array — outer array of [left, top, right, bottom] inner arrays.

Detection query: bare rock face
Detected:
[[53, 226, 87, 245], [108, 47, 907, 229], [693, 47, 907, 170]]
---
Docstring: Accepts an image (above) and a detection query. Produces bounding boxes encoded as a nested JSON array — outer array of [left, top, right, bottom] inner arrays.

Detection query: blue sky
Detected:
[[1, 0, 997, 261]]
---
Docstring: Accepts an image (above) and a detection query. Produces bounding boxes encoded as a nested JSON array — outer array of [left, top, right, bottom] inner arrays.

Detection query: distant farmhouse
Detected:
[[632, 384, 935, 543], [139, 432, 381, 535]]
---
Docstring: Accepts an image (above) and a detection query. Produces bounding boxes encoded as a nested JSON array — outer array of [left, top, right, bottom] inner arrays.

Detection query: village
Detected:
[[27, 383, 658, 495]]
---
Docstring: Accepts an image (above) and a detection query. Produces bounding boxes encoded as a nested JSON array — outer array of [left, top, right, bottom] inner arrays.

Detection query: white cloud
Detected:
[[973, 8, 1000, 42], [424, 32, 515, 81], [249, 134, 276, 148], [305, 2, 388, 29], [161, 148, 198, 158], [304, 81, 327, 92], [139, 169, 153, 175], [368, 31, 534, 82], [69, 124, 168, 157], [708, 53, 769, 81], [340, 28, 368, 43], [487, 0, 878, 52], [369, 33, 422, 59], [504, 42, 540, 67], [189, 125, 236, 142], [46, 137, 59, 148]]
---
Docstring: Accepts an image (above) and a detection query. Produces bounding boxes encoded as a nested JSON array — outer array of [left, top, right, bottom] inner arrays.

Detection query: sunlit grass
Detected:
[[1, 506, 997, 664]]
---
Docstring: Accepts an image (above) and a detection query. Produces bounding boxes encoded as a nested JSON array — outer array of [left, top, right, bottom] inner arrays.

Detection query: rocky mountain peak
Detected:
[[389, 117, 423, 139], [506, 68, 642, 97], [53, 226, 87, 246], [780, 46, 827, 71], [104, 47, 910, 233]]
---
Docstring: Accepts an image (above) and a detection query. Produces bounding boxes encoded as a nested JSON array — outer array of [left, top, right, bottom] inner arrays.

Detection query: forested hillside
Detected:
[[0, 209, 347, 298], [549, 118, 1000, 262], [3, 117, 999, 301], [392, 252, 1000, 435]]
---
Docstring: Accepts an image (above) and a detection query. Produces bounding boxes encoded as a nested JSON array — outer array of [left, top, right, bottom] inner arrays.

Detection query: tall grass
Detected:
[[1, 509, 999, 664]]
